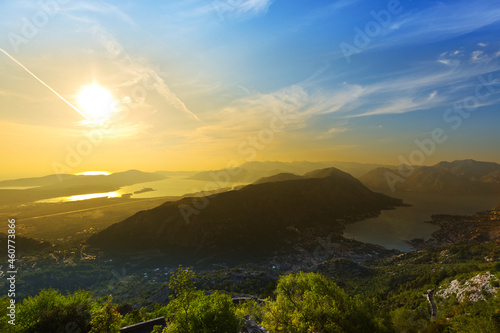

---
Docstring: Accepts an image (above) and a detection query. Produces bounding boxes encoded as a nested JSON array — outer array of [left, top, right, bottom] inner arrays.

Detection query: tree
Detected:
[[90, 296, 122, 333], [16, 289, 92, 333], [166, 267, 240, 333], [262, 272, 384, 332], [168, 265, 196, 316], [166, 292, 240, 333], [0, 297, 11, 331]]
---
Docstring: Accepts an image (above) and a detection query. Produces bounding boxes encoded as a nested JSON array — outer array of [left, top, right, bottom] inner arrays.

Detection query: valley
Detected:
[[1, 159, 500, 332]]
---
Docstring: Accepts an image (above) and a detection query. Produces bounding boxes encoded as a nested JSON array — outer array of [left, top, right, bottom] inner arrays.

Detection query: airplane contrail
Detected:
[[0, 48, 91, 121]]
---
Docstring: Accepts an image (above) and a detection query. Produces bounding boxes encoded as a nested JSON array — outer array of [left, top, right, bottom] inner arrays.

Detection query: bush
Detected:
[[16, 289, 92, 333], [166, 291, 240, 333], [165, 266, 240, 332], [261, 272, 385, 332], [89, 296, 122, 333], [235, 300, 264, 323]]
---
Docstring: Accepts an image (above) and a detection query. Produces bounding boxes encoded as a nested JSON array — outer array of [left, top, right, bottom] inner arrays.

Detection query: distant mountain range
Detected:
[[188, 160, 395, 183], [0, 170, 166, 204], [360, 159, 500, 195], [87, 167, 404, 260]]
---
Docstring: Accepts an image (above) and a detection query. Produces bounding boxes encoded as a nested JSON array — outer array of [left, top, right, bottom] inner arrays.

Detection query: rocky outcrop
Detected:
[[437, 271, 498, 302]]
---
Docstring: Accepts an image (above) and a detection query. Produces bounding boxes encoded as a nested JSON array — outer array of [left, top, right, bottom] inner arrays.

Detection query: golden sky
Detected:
[[1, 0, 500, 179]]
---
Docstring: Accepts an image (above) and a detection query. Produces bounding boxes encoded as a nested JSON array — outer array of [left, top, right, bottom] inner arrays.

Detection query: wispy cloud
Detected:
[[204, 0, 273, 20], [348, 0, 500, 56], [48, 0, 140, 27], [438, 51, 461, 67], [351, 91, 442, 117], [90, 25, 201, 121], [302, 0, 360, 21], [471, 50, 488, 63], [317, 127, 349, 139]]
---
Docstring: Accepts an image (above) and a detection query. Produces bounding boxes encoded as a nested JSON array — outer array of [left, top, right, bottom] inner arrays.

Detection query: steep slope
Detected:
[[360, 160, 500, 195], [253, 173, 303, 184], [88, 167, 404, 259]]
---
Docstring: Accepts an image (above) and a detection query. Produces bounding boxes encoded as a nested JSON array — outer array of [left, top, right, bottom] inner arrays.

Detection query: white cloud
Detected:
[[91, 26, 200, 121], [63, 0, 139, 27], [437, 51, 461, 67], [352, 1, 500, 55], [209, 0, 273, 19], [350, 94, 442, 118], [317, 127, 348, 139], [471, 50, 488, 63], [478, 42, 488, 47]]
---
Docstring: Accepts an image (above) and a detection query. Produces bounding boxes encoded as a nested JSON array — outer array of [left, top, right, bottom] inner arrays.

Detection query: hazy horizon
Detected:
[[3, 157, 500, 181]]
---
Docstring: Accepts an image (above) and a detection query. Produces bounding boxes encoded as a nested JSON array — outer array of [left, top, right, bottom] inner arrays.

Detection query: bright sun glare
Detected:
[[77, 84, 117, 122]]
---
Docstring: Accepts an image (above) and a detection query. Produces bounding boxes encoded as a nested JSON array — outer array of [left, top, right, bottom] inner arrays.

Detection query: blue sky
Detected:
[[0, 0, 499, 176]]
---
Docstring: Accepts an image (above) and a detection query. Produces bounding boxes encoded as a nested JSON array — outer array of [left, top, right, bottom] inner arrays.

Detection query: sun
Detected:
[[77, 84, 117, 122]]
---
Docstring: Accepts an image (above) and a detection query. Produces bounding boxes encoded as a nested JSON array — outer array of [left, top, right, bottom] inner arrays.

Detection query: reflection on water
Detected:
[[117, 176, 247, 198], [0, 186, 41, 190], [36, 191, 121, 203], [75, 171, 111, 176], [33, 176, 249, 203], [343, 192, 500, 252]]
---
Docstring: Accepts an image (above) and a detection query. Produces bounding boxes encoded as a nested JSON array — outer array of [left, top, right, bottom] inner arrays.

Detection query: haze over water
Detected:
[[344, 192, 500, 251]]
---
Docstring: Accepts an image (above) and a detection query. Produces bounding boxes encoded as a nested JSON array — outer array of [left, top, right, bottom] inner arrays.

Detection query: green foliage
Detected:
[[168, 265, 196, 315], [119, 307, 150, 328], [434, 293, 500, 333], [151, 325, 166, 333], [7, 240, 500, 332], [235, 300, 264, 323], [16, 263, 114, 299], [164, 267, 240, 332], [0, 297, 11, 331], [390, 306, 429, 333], [261, 272, 385, 333], [16, 289, 92, 333], [89, 296, 122, 333], [166, 291, 240, 333]]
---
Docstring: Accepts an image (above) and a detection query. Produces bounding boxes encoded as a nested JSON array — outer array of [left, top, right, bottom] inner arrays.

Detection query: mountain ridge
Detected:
[[189, 161, 396, 183], [360, 159, 500, 195], [88, 167, 404, 261]]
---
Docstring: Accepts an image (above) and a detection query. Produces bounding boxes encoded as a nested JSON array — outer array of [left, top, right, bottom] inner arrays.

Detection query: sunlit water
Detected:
[[116, 176, 247, 198], [0, 186, 41, 190], [29, 175, 499, 253], [75, 171, 111, 176], [343, 192, 500, 252], [36, 191, 121, 203], [34, 176, 248, 203]]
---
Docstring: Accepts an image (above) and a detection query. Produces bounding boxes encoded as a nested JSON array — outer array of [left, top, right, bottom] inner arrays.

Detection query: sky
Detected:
[[1, 0, 500, 178]]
